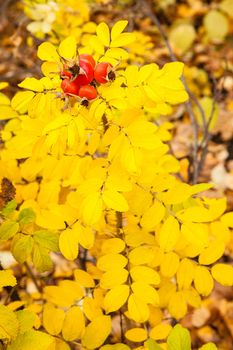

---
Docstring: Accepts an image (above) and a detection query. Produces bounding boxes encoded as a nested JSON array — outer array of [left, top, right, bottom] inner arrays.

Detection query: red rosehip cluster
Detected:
[[60, 54, 115, 102]]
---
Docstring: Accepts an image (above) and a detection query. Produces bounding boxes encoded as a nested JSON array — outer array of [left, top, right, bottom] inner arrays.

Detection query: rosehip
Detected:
[[60, 70, 72, 79], [61, 79, 80, 96], [80, 54, 96, 69], [78, 85, 97, 100], [75, 60, 94, 86], [94, 62, 115, 84]]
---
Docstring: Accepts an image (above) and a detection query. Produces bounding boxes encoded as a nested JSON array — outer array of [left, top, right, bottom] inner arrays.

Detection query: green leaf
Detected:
[[11, 234, 34, 264], [18, 208, 36, 225], [32, 244, 53, 272], [145, 339, 164, 350], [204, 10, 229, 41], [16, 310, 35, 335], [0, 305, 19, 340], [167, 324, 191, 350], [0, 221, 19, 241], [33, 230, 59, 252], [1, 200, 17, 217], [7, 330, 54, 350]]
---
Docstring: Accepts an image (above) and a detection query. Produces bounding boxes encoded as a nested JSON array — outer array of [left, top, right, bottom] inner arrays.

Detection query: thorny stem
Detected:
[[24, 262, 43, 293]]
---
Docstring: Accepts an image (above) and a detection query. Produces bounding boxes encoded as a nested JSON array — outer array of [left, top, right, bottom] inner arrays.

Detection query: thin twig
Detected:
[[24, 262, 43, 293]]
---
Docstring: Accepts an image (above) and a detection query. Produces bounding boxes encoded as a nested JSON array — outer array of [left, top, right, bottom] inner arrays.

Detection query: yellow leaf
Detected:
[[43, 304, 65, 336], [74, 269, 95, 288], [128, 246, 154, 265], [7, 330, 54, 350], [158, 216, 180, 252], [177, 258, 195, 290], [140, 201, 165, 230], [194, 266, 214, 296], [221, 212, 233, 228], [104, 284, 130, 313], [18, 78, 44, 92], [168, 292, 187, 319], [131, 282, 159, 306], [37, 42, 60, 62], [11, 91, 35, 114], [0, 270, 17, 289], [97, 23, 110, 47], [102, 189, 128, 212], [169, 24, 196, 54], [0, 305, 19, 340], [130, 266, 160, 286], [150, 323, 172, 340], [62, 306, 85, 341], [101, 238, 125, 254], [100, 269, 129, 289], [110, 33, 136, 48], [111, 20, 128, 41], [125, 328, 147, 342], [211, 264, 233, 286], [204, 10, 229, 41], [82, 192, 103, 225], [127, 293, 149, 323], [58, 37, 77, 60], [198, 240, 225, 265], [159, 183, 192, 205], [83, 297, 103, 321], [59, 229, 79, 261], [181, 223, 209, 249], [44, 281, 83, 308], [160, 252, 179, 278], [97, 253, 128, 271], [82, 315, 111, 349]]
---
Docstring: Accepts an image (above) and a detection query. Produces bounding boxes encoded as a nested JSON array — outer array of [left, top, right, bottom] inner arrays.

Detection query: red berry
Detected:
[[94, 62, 114, 84], [78, 85, 97, 100], [61, 79, 80, 96], [75, 60, 94, 86], [60, 70, 72, 79], [80, 54, 96, 69]]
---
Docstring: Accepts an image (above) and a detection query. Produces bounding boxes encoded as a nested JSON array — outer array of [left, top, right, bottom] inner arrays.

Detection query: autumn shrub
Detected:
[[0, 8, 233, 350]]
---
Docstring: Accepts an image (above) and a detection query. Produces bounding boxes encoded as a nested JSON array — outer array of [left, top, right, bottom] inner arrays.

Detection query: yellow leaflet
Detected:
[[126, 120, 161, 150], [83, 297, 103, 321], [18, 78, 44, 92], [89, 36, 105, 55], [82, 192, 103, 225], [62, 306, 85, 341], [177, 206, 213, 223], [198, 240, 225, 265], [77, 226, 95, 250], [150, 323, 172, 340], [11, 91, 35, 114], [158, 282, 176, 308], [0, 270, 17, 289], [59, 229, 79, 261], [130, 266, 160, 285], [58, 36, 77, 60], [104, 284, 130, 313], [128, 246, 155, 265], [221, 212, 233, 228], [211, 264, 233, 286], [101, 238, 125, 254], [97, 22, 110, 47], [42, 114, 71, 135], [102, 189, 129, 212], [194, 266, 214, 296], [176, 258, 195, 290], [160, 252, 179, 278], [111, 20, 128, 41], [110, 33, 136, 48], [131, 282, 160, 306], [127, 293, 149, 323], [7, 330, 54, 350], [44, 281, 83, 308], [81, 315, 112, 349], [100, 268, 128, 289], [181, 223, 209, 249], [125, 328, 147, 342], [97, 253, 128, 271], [74, 269, 95, 288], [0, 305, 19, 340], [37, 42, 60, 62], [140, 200, 165, 230], [183, 288, 201, 308], [158, 216, 180, 252], [158, 183, 192, 205], [43, 303, 65, 336], [168, 292, 187, 320]]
